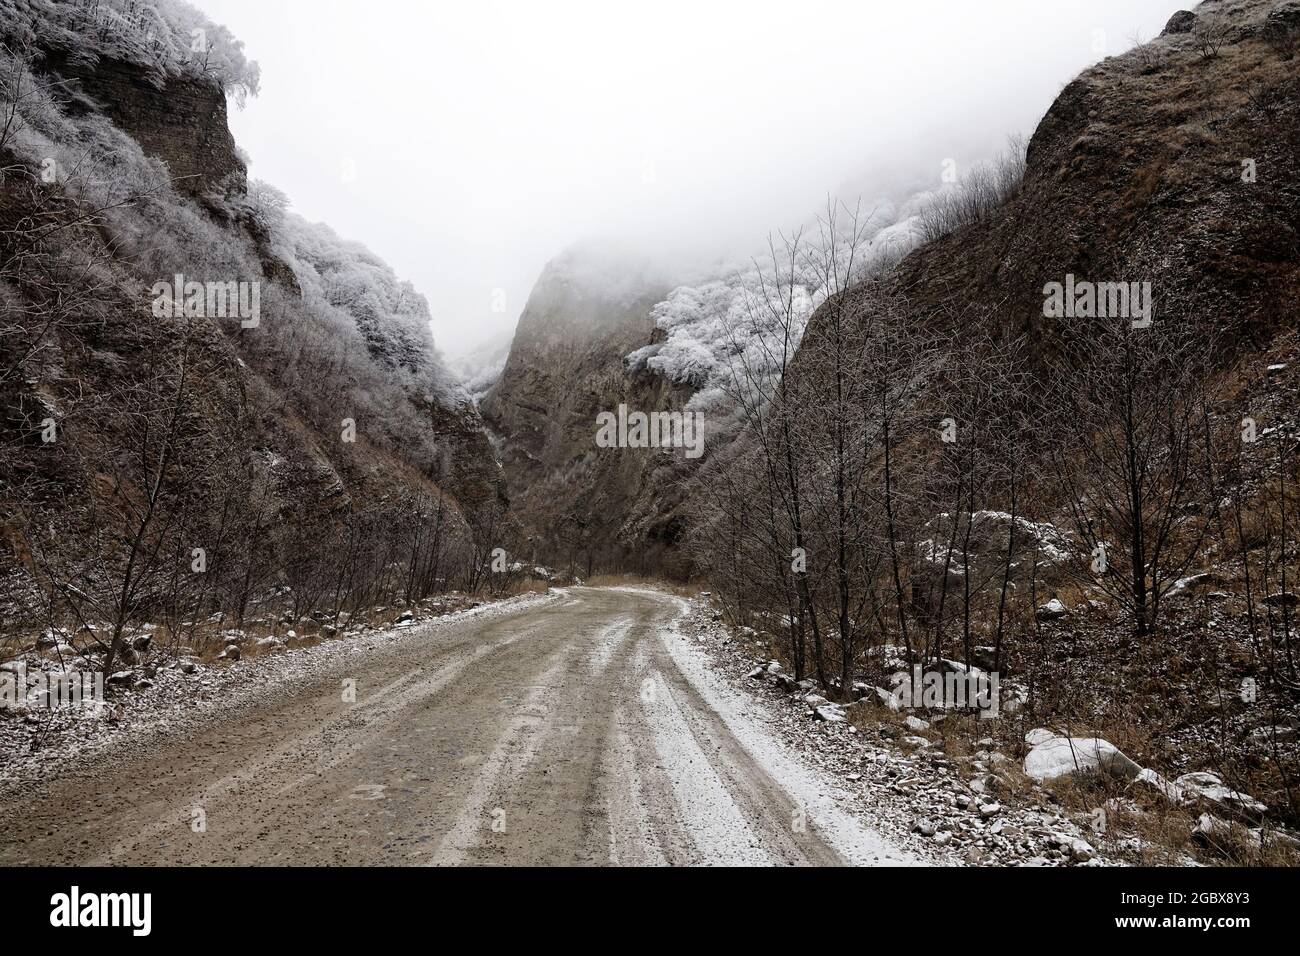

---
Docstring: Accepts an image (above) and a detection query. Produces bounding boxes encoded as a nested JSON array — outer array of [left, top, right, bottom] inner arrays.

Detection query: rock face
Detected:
[[0, 16, 509, 644], [481, 244, 695, 572], [1162, 10, 1199, 35], [40, 48, 246, 205], [862, 0, 1300, 370]]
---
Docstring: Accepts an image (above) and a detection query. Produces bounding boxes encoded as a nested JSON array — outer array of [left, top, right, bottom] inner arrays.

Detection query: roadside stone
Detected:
[[1036, 598, 1068, 621], [1023, 736, 1142, 782]]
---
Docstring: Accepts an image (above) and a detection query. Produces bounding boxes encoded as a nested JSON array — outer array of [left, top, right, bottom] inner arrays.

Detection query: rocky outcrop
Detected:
[[481, 244, 695, 571], [39, 47, 247, 204], [1162, 10, 1199, 35]]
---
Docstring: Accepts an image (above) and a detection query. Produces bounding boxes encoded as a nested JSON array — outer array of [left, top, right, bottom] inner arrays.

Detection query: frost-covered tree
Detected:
[[0, 0, 261, 101]]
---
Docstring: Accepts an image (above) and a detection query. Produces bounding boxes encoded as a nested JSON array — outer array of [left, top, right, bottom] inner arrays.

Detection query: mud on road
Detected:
[[0, 588, 914, 866]]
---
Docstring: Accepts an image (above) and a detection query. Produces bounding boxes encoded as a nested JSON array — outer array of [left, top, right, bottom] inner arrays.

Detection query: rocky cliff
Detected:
[[481, 245, 697, 573], [882, 0, 1298, 354], [1, 5, 507, 635], [38, 46, 247, 204]]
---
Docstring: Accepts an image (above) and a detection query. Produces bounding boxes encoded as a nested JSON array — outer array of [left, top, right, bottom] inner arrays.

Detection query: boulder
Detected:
[[1174, 771, 1266, 820], [1069, 838, 1096, 862], [814, 703, 846, 723], [1264, 592, 1298, 609], [219, 644, 241, 662], [905, 715, 931, 732], [131, 633, 153, 652], [1161, 10, 1198, 35], [1166, 572, 1224, 600], [179, 661, 199, 675], [1134, 767, 1187, 803], [1023, 736, 1142, 782], [106, 671, 134, 688], [1025, 727, 1057, 747], [1036, 598, 1069, 621]]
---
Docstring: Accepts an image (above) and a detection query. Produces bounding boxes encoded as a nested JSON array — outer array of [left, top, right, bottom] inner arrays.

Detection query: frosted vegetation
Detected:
[[247, 180, 461, 396], [0, 39, 465, 452], [0, 0, 260, 102], [627, 196, 930, 421], [627, 137, 1026, 425]]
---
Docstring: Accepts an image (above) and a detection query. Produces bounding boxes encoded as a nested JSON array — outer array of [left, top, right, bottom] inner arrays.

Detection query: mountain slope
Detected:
[[0, 2, 505, 653], [886, 0, 1298, 351]]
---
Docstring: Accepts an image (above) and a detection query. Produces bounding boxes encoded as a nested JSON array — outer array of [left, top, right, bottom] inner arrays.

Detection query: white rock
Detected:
[[1036, 598, 1069, 620], [1135, 767, 1186, 803], [1024, 736, 1142, 782], [1174, 771, 1266, 818], [1070, 838, 1096, 862], [814, 703, 846, 723]]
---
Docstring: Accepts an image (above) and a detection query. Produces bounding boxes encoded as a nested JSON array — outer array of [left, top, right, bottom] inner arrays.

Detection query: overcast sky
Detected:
[[196, 0, 1184, 358]]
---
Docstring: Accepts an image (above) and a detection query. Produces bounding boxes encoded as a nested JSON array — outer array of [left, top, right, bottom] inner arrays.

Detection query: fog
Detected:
[[195, 0, 1184, 357]]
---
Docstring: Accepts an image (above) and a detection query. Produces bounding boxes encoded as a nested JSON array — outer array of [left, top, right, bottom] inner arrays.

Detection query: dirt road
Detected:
[[0, 588, 914, 866]]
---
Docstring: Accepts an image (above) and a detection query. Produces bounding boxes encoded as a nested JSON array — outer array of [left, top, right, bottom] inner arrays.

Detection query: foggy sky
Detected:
[[195, 0, 1185, 357]]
